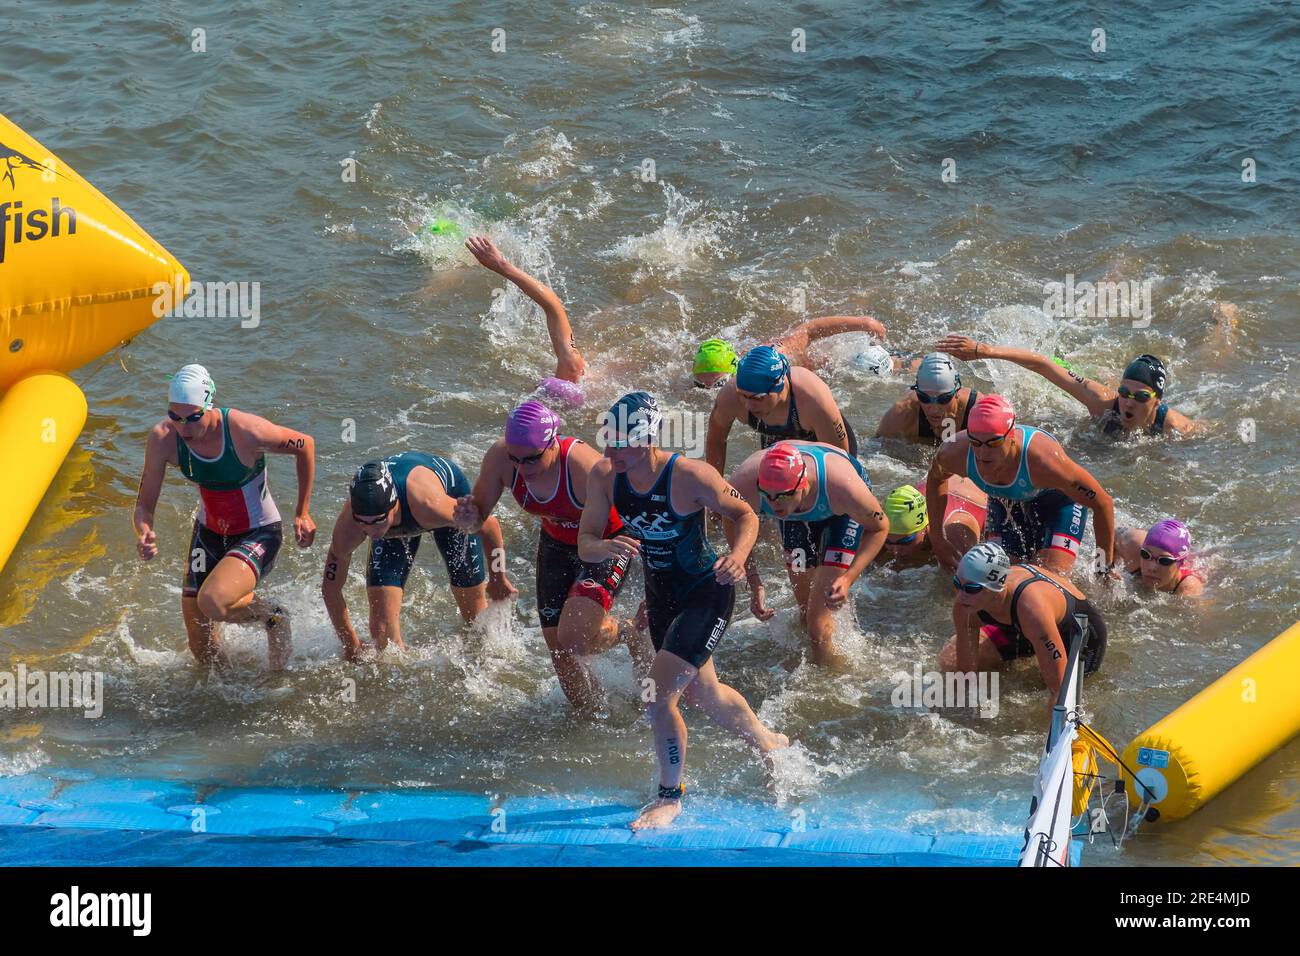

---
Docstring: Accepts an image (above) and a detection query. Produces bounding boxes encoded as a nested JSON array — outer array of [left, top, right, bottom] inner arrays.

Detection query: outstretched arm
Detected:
[[777, 315, 887, 363], [466, 235, 585, 382], [936, 334, 1114, 419]]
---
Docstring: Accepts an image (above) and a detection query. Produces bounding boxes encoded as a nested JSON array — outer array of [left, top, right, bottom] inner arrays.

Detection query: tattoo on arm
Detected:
[[1073, 482, 1097, 500], [281, 437, 306, 449]]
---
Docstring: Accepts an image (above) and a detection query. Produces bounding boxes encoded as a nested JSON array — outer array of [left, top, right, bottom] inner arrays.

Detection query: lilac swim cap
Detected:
[[539, 377, 585, 406], [505, 400, 561, 450], [1144, 519, 1192, 561]]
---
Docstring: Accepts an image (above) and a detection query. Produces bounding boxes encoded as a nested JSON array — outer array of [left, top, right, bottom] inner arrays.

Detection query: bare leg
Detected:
[[194, 557, 289, 670], [681, 658, 787, 752], [803, 565, 848, 667], [181, 595, 225, 667], [541, 623, 606, 716], [633, 649, 698, 831], [938, 632, 1007, 673], [451, 583, 489, 623], [366, 585, 407, 652]]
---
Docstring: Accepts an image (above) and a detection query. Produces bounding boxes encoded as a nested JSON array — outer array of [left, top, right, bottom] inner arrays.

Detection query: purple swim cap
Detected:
[[539, 377, 585, 406], [1144, 519, 1191, 561], [505, 400, 561, 450]]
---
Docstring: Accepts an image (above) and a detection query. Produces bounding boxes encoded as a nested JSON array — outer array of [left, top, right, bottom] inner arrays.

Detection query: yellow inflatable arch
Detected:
[[0, 112, 188, 577]]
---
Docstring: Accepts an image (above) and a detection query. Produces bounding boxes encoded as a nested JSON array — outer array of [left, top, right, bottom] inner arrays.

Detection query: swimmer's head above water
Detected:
[[912, 352, 963, 431], [1139, 517, 1193, 588], [953, 542, 1012, 608], [735, 345, 790, 414], [884, 484, 929, 552], [756, 442, 809, 517], [167, 364, 216, 439], [600, 391, 662, 471], [692, 338, 738, 389], [349, 460, 399, 537], [505, 400, 561, 478], [1115, 353, 1168, 427], [966, 394, 1017, 467]]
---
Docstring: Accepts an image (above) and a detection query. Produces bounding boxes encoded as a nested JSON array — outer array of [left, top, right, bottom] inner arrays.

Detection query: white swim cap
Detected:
[[956, 542, 1011, 591], [916, 352, 960, 394], [169, 364, 215, 409], [852, 345, 893, 376]]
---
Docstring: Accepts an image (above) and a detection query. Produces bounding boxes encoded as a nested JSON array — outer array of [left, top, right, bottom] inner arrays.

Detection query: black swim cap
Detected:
[[350, 460, 398, 517], [1121, 354, 1167, 398]]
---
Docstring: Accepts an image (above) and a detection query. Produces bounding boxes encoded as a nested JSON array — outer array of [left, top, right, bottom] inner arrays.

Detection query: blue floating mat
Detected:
[[0, 771, 1037, 866]]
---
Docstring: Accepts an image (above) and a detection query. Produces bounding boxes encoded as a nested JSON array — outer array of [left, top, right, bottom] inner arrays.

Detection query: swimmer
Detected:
[[465, 235, 586, 403], [875, 352, 981, 444], [935, 336, 1199, 437], [706, 345, 857, 478], [133, 365, 317, 671], [579, 392, 787, 830], [691, 314, 888, 389], [939, 543, 1108, 715], [1116, 518, 1204, 597], [321, 453, 516, 661], [879, 484, 933, 564], [728, 441, 888, 665], [454, 400, 648, 714], [924, 394, 1117, 576]]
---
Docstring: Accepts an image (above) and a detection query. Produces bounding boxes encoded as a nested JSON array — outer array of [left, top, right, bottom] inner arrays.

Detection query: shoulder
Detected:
[[792, 365, 833, 397], [1176, 573, 1205, 596]]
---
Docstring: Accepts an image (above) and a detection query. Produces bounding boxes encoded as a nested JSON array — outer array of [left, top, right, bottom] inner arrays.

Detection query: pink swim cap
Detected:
[[1144, 519, 1191, 561], [539, 377, 585, 406], [505, 400, 561, 450], [758, 442, 807, 495], [967, 394, 1016, 436]]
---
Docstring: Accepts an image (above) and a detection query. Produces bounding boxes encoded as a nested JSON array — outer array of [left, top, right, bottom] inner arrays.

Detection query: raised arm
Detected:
[[231, 409, 317, 547], [466, 235, 585, 383], [777, 315, 887, 363], [936, 334, 1113, 418]]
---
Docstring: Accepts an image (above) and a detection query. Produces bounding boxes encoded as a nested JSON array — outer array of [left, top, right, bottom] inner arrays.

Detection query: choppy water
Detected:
[[2, 0, 1299, 864]]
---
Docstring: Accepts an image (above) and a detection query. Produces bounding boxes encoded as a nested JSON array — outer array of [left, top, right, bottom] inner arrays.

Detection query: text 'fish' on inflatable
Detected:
[[0, 112, 188, 578]]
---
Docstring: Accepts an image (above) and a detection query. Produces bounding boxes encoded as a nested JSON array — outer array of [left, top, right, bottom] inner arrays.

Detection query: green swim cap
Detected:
[[693, 338, 739, 376], [884, 484, 929, 535], [425, 217, 463, 238]]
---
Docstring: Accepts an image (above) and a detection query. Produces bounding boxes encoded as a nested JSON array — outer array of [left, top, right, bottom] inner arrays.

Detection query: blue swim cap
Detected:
[[736, 346, 789, 395], [601, 391, 662, 448]]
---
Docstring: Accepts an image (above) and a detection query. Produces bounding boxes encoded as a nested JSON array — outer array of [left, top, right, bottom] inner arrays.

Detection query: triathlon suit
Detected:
[[759, 443, 871, 572], [746, 379, 859, 457], [1101, 399, 1169, 436], [613, 454, 732, 668], [967, 424, 1088, 564], [510, 436, 630, 629], [367, 452, 486, 590], [978, 566, 1107, 675], [917, 388, 978, 443], [176, 408, 282, 596]]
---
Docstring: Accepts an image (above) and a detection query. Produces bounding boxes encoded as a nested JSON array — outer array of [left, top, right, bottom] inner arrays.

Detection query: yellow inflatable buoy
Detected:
[[0, 112, 188, 577], [1122, 620, 1300, 821]]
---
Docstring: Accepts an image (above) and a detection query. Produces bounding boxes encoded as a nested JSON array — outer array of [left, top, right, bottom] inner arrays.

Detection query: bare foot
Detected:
[[631, 798, 682, 831]]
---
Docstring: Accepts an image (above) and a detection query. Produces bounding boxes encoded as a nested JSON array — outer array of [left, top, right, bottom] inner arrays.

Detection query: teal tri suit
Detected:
[[759, 443, 869, 571], [612, 454, 731, 668], [367, 452, 486, 590], [966, 425, 1087, 564]]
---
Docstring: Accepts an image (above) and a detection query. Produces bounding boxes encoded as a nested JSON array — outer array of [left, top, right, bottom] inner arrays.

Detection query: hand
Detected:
[[824, 575, 851, 609], [713, 553, 746, 586], [137, 528, 158, 561], [599, 535, 642, 562], [935, 334, 980, 362], [749, 579, 775, 621], [555, 352, 586, 383], [294, 513, 317, 548], [342, 636, 371, 663], [863, 316, 888, 341], [487, 572, 519, 602], [465, 235, 510, 274], [1097, 562, 1122, 584], [453, 495, 483, 533]]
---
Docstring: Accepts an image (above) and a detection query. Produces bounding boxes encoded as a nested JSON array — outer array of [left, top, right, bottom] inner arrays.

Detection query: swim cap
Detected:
[[694, 338, 739, 376], [884, 484, 929, 535], [602, 391, 662, 447], [852, 345, 893, 376], [350, 460, 399, 518], [1121, 354, 1167, 398], [505, 400, 560, 450], [1144, 518, 1191, 561], [915, 352, 960, 394], [539, 377, 585, 406], [967, 394, 1015, 436], [757, 442, 807, 495], [957, 542, 1012, 591], [736, 345, 789, 395], [169, 364, 215, 410]]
